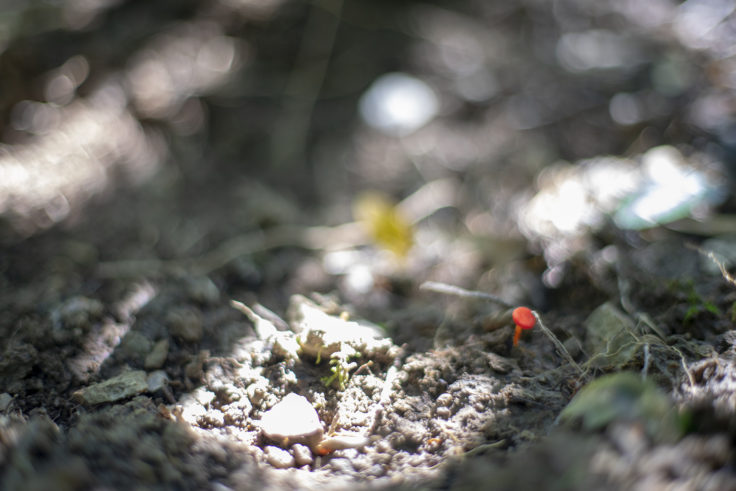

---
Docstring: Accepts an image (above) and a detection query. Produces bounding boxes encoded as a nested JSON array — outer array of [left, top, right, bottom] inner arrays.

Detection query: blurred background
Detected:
[[0, 0, 734, 315]]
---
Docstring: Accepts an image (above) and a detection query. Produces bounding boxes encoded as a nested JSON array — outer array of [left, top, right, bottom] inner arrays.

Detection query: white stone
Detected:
[[291, 443, 314, 467], [287, 295, 384, 359], [264, 445, 295, 469], [259, 393, 323, 449]]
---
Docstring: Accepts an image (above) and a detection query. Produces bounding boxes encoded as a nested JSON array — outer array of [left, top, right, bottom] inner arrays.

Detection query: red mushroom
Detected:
[[512, 306, 536, 346]]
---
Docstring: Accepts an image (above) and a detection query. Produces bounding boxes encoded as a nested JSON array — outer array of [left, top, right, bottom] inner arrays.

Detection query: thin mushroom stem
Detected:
[[532, 311, 583, 374], [513, 325, 522, 346]]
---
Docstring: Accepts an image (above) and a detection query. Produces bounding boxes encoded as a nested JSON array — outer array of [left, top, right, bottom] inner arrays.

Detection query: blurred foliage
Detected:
[[1, 0, 735, 294], [560, 372, 685, 443], [353, 192, 413, 259]]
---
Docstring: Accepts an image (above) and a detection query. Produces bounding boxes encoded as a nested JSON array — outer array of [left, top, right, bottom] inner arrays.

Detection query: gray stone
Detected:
[[166, 307, 203, 343], [185, 276, 220, 305], [146, 370, 169, 392], [144, 339, 169, 370], [119, 331, 153, 363], [72, 370, 149, 405]]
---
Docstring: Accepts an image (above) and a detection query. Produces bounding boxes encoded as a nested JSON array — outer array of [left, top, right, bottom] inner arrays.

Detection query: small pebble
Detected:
[[145, 339, 169, 370], [375, 440, 392, 454], [119, 331, 152, 363], [185, 276, 220, 305], [259, 393, 324, 449], [409, 454, 424, 467], [366, 464, 385, 477], [72, 370, 149, 405], [328, 457, 354, 474], [179, 399, 207, 425], [192, 387, 216, 406], [264, 446, 295, 469], [166, 307, 203, 343], [486, 352, 515, 374], [184, 351, 208, 380], [292, 443, 313, 467], [146, 370, 169, 392], [436, 406, 451, 419], [436, 393, 453, 407]]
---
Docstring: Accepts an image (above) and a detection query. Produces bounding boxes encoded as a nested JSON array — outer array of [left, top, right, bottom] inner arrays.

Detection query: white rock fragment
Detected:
[[146, 370, 169, 392], [287, 295, 385, 359], [192, 387, 216, 406], [231, 300, 278, 340], [144, 339, 169, 370], [259, 393, 323, 449], [264, 445, 295, 469], [436, 393, 453, 407], [230, 299, 299, 361], [72, 370, 149, 406], [292, 443, 314, 467], [315, 433, 370, 453], [271, 332, 300, 361], [179, 397, 208, 425]]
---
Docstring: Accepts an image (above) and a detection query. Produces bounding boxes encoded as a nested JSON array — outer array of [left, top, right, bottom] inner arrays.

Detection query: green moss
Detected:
[[320, 354, 360, 391]]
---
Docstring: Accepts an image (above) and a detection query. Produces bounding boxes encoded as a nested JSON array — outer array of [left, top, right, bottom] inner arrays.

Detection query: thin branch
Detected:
[[641, 343, 650, 380], [686, 242, 736, 288], [419, 281, 513, 309]]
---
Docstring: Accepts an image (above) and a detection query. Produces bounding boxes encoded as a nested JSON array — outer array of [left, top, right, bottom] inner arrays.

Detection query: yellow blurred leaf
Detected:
[[353, 192, 413, 258]]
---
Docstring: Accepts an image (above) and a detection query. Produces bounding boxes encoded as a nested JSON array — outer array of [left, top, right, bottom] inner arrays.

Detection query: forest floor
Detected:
[[2, 1, 736, 490]]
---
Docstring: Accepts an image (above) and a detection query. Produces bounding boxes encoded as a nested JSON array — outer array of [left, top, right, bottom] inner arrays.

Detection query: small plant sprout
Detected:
[[512, 306, 536, 346]]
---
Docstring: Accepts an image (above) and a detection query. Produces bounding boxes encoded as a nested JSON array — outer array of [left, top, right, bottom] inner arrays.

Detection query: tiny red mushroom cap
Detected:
[[512, 307, 536, 330], [512, 307, 536, 347]]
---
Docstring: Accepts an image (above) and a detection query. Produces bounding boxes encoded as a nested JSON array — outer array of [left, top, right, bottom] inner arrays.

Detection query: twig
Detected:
[[97, 227, 305, 278], [253, 303, 290, 332], [419, 281, 513, 309], [230, 299, 277, 340], [686, 242, 736, 288], [96, 222, 366, 279], [462, 439, 506, 458], [641, 343, 650, 380], [352, 360, 374, 377], [675, 346, 696, 390]]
